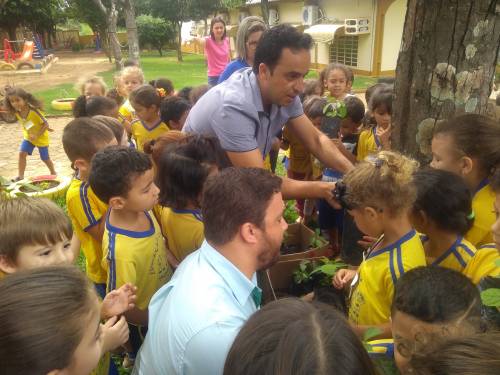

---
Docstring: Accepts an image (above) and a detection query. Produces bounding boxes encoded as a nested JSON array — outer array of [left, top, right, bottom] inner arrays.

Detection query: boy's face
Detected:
[[0, 237, 74, 274], [118, 168, 159, 212], [493, 193, 500, 252], [339, 118, 358, 137], [123, 74, 142, 96]]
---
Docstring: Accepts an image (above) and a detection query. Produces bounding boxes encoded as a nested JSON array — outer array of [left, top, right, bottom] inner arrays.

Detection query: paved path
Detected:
[[0, 117, 73, 179]]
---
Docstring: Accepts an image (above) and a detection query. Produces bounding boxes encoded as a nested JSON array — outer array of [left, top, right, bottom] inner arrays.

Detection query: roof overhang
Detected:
[[304, 24, 345, 43]]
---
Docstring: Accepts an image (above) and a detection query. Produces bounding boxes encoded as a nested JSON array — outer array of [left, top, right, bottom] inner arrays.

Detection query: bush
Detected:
[[136, 15, 176, 56]]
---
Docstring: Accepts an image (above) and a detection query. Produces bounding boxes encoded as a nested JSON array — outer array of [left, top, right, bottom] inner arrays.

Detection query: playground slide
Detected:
[[19, 41, 34, 61]]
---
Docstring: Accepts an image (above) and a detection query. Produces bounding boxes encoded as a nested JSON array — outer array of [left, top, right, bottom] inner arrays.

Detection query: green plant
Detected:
[[480, 259, 500, 308], [323, 97, 347, 118], [0, 176, 43, 198], [310, 228, 328, 248], [293, 257, 347, 287], [136, 15, 176, 56], [283, 200, 299, 224]]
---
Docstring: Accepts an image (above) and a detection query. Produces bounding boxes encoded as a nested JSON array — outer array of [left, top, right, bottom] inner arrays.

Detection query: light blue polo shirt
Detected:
[[183, 68, 303, 157], [133, 240, 261, 375]]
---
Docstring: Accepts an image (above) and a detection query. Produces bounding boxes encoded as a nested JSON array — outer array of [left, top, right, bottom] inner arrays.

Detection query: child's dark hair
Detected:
[[369, 84, 393, 113], [224, 298, 377, 375], [177, 86, 193, 101], [253, 24, 312, 74], [300, 79, 322, 102], [345, 96, 365, 124], [322, 63, 354, 85], [409, 333, 500, 375], [106, 88, 124, 106], [160, 96, 191, 125], [303, 95, 327, 119], [93, 115, 125, 145], [129, 84, 161, 108], [189, 84, 210, 104], [392, 266, 482, 325], [0, 266, 98, 375], [89, 146, 152, 203], [157, 135, 230, 209], [4, 87, 42, 113], [491, 168, 500, 193], [0, 197, 72, 263], [210, 16, 226, 40], [413, 168, 473, 235], [150, 78, 174, 96], [73, 95, 118, 118], [143, 130, 186, 166], [434, 114, 500, 175], [62, 117, 115, 162], [365, 83, 388, 105]]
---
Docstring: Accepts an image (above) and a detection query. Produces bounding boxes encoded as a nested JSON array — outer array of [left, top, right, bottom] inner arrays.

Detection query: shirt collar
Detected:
[[248, 70, 265, 114], [200, 240, 260, 307]]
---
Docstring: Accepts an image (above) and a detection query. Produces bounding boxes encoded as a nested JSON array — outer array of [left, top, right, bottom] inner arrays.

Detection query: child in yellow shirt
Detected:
[[89, 146, 173, 359], [62, 118, 118, 296], [4, 87, 56, 180], [411, 168, 477, 273], [332, 151, 426, 338], [129, 84, 170, 151], [156, 135, 230, 267], [357, 84, 392, 162], [431, 114, 500, 247], [117, 66, 144, 123]]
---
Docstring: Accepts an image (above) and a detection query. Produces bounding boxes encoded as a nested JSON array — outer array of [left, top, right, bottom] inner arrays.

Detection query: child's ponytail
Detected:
[[72, 95, 88, 117]]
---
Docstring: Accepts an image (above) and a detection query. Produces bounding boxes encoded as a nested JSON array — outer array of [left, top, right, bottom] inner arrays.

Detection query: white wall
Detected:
[[380, 0, 406, 71]]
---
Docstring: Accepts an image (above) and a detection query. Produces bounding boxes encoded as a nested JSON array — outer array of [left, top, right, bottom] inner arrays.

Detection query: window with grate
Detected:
[[329, 35, 358, 67]]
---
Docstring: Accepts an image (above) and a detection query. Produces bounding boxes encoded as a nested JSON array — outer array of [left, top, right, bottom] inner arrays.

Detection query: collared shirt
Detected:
[[133, 240, 260, 375], [466, 180, 495, 247], [183, 68, 303, 157]]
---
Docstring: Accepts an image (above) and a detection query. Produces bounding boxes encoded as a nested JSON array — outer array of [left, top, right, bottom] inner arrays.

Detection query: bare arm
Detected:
[[351, 322, 392, 340], [124, 306, 148, 326], [226, 149, 339, 205], [287, 115, 354, 174], [87, 219, 106, 243]]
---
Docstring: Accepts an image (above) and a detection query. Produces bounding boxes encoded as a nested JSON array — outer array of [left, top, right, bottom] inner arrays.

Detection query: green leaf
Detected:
[[481, 288, 500, 307], [0, 176, 11, 187], [363, 327, 382, 342], [495, 258, 500, 267]]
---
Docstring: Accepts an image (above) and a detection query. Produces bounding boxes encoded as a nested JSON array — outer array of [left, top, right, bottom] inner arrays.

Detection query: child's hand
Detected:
[[101, 283, 137, 319], [48, 127, 55, 132], [376, 123, 391, 149], [333, 269, 357, 289], [28, 134, 37, 142], [101, 315, 129, 352]]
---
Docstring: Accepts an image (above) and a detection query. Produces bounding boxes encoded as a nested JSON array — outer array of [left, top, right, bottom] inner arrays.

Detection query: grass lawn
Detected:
[[36, 50, 378, 116]]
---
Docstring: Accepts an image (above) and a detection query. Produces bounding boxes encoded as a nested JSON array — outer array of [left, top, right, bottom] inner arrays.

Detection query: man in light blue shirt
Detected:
[[183, 24, 353, 206], [134, 168, 288, 375]]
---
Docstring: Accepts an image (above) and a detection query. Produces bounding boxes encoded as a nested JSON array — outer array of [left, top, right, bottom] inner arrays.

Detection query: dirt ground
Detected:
[[0, 51, 113, 92]]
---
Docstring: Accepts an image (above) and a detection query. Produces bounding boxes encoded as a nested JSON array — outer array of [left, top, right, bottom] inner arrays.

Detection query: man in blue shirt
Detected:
[[184, 24, 353, 207], [133, 168, 288, 375]]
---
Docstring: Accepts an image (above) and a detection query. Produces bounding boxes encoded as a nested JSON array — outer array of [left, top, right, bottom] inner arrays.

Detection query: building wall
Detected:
[[380, 0, 406, 72]]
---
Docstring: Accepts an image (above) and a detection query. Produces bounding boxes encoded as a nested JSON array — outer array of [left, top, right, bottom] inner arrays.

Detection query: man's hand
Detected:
[[101, 283, 137, 319], [318, 181, 342, 209]]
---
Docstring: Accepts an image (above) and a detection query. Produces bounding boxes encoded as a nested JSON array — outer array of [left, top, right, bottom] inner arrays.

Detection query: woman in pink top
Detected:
[[198, 16, 230, 86]]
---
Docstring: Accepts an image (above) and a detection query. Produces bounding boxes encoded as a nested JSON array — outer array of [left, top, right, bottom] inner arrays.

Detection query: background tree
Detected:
[[392, 0, 500, 159], [92, 0, 123, 69], [136, 15, 175, 56], [122, 0, 140, 64]]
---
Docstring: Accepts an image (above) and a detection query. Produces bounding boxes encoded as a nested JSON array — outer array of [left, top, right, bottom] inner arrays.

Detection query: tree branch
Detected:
[[92, 0, 108, 15]]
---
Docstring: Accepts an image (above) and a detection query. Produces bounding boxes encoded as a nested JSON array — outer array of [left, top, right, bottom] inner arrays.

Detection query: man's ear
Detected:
[[258, 63, 270, 81], [239, 222, 259, 245], [0, 255, 18, 274], [109, 196, 126, 210]]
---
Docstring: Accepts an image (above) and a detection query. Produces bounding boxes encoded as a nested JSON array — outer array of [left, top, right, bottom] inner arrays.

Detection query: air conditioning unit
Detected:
[[269, 8, 280, 25], [302, 5, 319, 26], [239, 10, 250, 23], [344, 18, 370, 34]]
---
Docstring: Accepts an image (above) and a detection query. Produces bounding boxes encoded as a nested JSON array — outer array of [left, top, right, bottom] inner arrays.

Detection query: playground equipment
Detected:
[[51, 98, 75, 111], [1, 38, 56, 72]]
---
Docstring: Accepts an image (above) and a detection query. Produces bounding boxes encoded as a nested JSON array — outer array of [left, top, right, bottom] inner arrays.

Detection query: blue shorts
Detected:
[[20, 139, 49, 161]]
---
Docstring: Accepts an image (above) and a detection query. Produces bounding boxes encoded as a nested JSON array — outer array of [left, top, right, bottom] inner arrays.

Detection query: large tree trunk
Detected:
[[123, 0, 140, 64], [177, 21, 183, 62], [93, 0, 123, 70], [261, 0, 270, 25], [392, 0, 500, 160]]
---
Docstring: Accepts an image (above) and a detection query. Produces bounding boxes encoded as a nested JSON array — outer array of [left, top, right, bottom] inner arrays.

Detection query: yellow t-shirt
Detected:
[[102, 210, 172, 310], [66, 179, 108, 284], [465, 181, 495, 247], [119, 99, 135, 122], [282, 126, 312, 175], [16, 109, 49, 147], [131, 119, 170, 151], [349, 230, 427, 326], [356, 127, 379, 162], [159, 207, 204, 262], [422, 235, 476, 272], [463, 243, 500, 284]]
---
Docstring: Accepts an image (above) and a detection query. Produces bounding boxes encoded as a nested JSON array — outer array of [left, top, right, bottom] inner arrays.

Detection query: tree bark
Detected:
[[177, 21, 183, 62], [123, 0, 140, 64], [392, 0, 500, 160], [93, 0, 123, 70], [260, 0, 270, 25]]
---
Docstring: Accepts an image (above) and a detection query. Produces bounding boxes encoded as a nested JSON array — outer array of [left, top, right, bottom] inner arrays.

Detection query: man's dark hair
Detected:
[[253, 24, 312, 74], [89, 146, 152, 203], [202, 167, 282, 246]]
